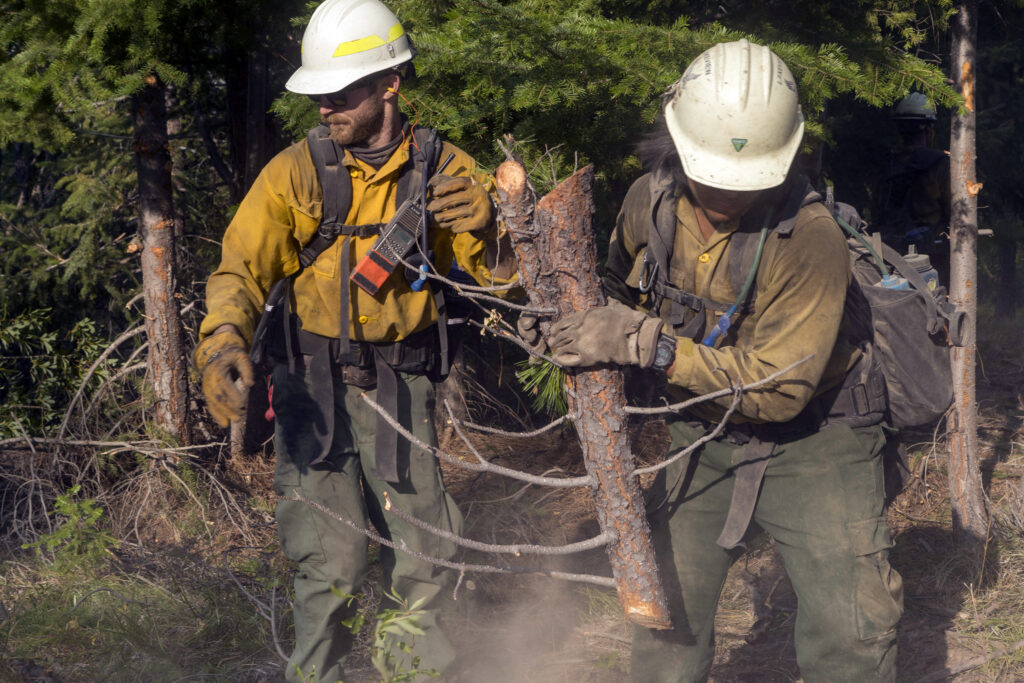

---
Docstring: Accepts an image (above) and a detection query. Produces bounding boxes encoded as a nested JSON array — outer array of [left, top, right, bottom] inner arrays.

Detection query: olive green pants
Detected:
[[271, 360, 462, 683], [631, 420, 902, 683]]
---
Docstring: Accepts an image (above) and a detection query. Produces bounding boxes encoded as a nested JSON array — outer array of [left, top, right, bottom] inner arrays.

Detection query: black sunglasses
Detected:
[[308, 76, 380, 107]]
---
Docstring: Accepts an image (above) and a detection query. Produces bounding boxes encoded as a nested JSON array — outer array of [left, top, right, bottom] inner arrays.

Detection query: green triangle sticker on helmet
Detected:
[[731, 138, 748, 152]]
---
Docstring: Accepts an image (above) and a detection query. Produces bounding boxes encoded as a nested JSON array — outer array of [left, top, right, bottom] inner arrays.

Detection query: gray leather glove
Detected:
[[516, 312, 548, 363], [548, 299, 664, 368]]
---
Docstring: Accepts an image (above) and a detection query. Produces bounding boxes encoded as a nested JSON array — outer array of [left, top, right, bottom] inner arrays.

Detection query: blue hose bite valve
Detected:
[[410, 263, 429, 291]]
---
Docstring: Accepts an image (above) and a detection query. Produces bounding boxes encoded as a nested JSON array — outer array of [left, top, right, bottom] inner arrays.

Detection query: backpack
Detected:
[[641, 174, 967, 433], [831, 200, 967, 429]]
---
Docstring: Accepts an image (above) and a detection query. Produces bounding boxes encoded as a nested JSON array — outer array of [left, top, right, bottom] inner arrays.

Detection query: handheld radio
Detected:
[[350, 152, 456, 296]]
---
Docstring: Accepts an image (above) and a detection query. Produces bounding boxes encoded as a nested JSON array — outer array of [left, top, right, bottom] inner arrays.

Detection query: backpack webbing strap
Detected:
[[643, 169, 729, 338], [368, 126, 444, 483], [715, 435, 775, 549], [306, 125, 360, 360], [644, 173, 821, 339], [373, 348, 402, 482], [403, 127, 450, 377]]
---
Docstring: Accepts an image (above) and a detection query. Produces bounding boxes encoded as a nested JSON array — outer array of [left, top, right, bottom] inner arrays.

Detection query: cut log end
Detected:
[[495, 160, 528, 198], [624, 601, 672, 630]]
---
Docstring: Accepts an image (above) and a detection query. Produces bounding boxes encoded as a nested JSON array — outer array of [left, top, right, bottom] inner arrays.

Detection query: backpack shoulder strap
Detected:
[[398, 126, 442, 205], [644, 167, 677, 294], [307, 125, 353, 233], [401, 126, 452, 375], [641, 169, 730, 338], [300, 125, 359, 268], [726, 175, 822, 307]]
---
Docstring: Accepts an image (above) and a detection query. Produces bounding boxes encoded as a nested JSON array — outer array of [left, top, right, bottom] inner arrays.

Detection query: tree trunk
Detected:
[[244, 49, 272, 192], [948, 0, 988, 546], [133, 75, 190, 443], [495, 159, 671, 629], [236, 49, 281, 457]]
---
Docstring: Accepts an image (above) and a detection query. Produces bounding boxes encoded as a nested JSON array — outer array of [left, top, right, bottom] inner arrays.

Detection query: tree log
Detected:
[[495, 159, 671, 629], [133, 75, 190, 443], [948, 0, 988, 547]]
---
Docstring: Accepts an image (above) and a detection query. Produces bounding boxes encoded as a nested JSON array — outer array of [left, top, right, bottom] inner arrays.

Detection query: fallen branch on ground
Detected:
[[285, 492, 616, 591]]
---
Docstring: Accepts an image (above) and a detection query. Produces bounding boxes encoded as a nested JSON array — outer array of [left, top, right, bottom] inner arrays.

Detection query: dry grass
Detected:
[[5, 312, 1024, 682]]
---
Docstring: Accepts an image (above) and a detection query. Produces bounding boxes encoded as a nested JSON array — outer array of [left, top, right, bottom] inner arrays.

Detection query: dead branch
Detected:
[[82, 356, 148, 424], [448, 407, 575, 439], [623, 354, 814, 415], [633, 383, 743, 476], [446, 401, 491, 465], [379, 490, 612, 555], [0, 436, 223, 452], [57, 323, 148, 439], [496, 153, 671, 628], [287, 492, 615, 589], [221, 551, 290, 663], [360, 394, 594, 489], [393, 251, 521, 294], [917, 638, 1024, 682], [69, 587, 151, 612], [466, 319, 568, 368]]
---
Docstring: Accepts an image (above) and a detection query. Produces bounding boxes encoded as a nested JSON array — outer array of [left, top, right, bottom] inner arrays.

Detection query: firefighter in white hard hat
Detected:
[[193, 1, 517, 679], [524, 40, 900, 681]]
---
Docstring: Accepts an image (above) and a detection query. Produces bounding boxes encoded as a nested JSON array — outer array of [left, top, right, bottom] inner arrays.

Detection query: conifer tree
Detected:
[[0, 0, 303, 441], [0, 0, 193, 440]]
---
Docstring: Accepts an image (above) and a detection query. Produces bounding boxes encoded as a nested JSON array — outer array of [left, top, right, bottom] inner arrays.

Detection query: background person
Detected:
[[872, 92, 950, 277]]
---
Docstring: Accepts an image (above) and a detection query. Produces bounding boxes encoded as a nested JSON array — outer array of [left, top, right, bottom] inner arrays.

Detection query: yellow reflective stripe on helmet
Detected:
[[332, 23, 405, 58]]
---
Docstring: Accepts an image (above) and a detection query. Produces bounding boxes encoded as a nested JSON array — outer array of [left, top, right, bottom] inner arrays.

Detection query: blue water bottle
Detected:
[[878, 274, 910, 290], [902, 245, 939, 291]]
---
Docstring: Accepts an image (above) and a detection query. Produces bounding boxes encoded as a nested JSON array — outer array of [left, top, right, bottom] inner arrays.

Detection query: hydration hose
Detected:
[[701, 215, 772, 347]]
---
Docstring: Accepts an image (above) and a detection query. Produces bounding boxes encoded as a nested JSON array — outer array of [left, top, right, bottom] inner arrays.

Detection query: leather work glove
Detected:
[[426, 175, 495, 236], [548, 299, 665, 368], [193, 329, 255, 427], [516, 312, 549, 363]]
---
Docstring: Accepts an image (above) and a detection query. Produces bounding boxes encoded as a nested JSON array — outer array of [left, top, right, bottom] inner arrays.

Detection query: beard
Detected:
[[323, 94, 386, 146]]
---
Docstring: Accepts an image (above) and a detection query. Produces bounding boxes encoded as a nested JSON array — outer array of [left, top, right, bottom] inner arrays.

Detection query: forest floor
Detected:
[[2, 336, 1024, 682]]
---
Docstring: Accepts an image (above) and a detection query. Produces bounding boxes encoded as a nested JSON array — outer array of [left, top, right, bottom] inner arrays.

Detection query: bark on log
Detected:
[[495, 159, 671, 629]]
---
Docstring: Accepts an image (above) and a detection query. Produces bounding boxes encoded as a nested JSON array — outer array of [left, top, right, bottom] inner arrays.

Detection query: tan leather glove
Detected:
[[193, 329, 254, 427], [548, 300, 664, 368], [426, 175, 495, 236]]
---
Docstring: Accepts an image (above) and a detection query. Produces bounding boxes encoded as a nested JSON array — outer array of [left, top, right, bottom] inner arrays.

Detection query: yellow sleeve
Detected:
[[669, 208, 852, 423], [198, 143, 316, 344]]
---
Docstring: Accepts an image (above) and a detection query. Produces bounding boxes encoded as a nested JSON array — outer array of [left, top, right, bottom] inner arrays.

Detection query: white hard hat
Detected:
[[893, 93, 937, 121], [664, 39, 804, 191], [285, 0, 415, 96]]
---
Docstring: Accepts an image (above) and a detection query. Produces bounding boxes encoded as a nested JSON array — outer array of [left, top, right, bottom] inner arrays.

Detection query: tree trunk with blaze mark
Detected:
[[495, 158, 670, 629], [133, 75, 190, 443], [948, 0, 987, 546]]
